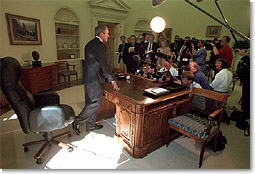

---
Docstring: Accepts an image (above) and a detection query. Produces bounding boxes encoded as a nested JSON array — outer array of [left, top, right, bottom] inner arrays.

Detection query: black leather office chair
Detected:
[[0, 57, 75, 164]]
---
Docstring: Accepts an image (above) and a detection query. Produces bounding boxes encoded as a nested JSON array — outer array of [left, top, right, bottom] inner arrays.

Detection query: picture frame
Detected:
[[157, 28, 172, 44], [6, 13, 42, 45], [206, 26, 222, 38], [69, 54, 75, 59]]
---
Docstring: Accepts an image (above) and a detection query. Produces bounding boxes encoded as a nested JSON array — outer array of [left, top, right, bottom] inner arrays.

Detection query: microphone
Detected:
[[152, 0, 166, 7]]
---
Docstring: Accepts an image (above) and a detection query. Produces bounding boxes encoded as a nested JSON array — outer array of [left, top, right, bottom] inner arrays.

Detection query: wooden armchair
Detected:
[[167, 88, 228, 168], [57, 61, 78, 87]]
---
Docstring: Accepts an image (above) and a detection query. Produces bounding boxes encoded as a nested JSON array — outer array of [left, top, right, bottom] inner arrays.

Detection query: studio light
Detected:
[[150, 16, 166, 33]]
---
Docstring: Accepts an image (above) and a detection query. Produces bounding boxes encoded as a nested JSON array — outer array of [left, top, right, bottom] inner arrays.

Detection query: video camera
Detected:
[[205, 38, 220, 50]]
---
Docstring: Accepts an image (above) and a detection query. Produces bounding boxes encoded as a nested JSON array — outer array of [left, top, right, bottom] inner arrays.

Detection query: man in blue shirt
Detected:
[[190, 40, 207, 73], [189, 62, 212, 90]]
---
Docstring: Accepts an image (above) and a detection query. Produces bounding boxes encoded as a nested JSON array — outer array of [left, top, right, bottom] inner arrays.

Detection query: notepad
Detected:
[[151, 88, 169, 94]]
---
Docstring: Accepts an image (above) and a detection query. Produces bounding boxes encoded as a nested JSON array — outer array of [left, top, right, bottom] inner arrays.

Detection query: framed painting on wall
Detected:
[[206, 26, 222, 38], [158, 28, 172, 44], [6, 13, 42, 45]]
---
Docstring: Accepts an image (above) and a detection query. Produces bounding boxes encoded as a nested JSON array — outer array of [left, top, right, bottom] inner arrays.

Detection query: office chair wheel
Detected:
[[24, 147, 29, 152], [36, 158, 42, 164], [67, 147, 73, 152]]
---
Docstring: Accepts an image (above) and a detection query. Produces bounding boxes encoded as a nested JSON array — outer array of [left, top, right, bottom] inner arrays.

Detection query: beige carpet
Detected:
[[0, 84, 251, 170]]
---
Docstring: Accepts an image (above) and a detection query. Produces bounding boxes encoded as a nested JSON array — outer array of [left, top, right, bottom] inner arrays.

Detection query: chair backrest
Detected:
[[0, 57, 35, 133], [57, 61, 69, 72], [190, 88, 227, 115]]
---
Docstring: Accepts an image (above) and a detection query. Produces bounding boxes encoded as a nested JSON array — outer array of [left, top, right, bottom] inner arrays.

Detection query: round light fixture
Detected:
[[150, 16, 166, 33]]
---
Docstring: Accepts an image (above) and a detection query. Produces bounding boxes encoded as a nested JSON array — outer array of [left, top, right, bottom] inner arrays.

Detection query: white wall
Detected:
[[0, 0, 250, 64], [1, 0, 92, 63], [124, 0, 250, 46]]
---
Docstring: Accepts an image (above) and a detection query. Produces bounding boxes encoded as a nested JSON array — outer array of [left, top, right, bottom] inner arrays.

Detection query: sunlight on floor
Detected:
[[45, 131, 130, 169], [2, 113, 17, 121]]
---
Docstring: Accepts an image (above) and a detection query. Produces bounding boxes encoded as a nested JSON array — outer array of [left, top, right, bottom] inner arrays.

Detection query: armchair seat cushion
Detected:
[[168, 113, 218, 140]]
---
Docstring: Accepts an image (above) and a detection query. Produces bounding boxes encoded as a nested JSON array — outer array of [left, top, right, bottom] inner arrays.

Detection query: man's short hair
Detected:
[[190, 62, 200, 71], [185, 36, 190, 40], [182, 71, 194, 81], [95, 25, 108, 36], [150, 63, 157, 72], [223, 36, 231, 43], [150, 34, 155, 40], [120, 35, 125, 39], [199, 39, 205, 45], [216, 58, 228, 69], [130, 35, 136, 38]]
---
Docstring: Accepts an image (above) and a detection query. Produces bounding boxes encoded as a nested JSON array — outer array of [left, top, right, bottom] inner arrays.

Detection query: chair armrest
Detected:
[[34, 91, 60, 108], [29, 105, 64, 132], [206, 108, 223, 135], [208, 108, 224, 119]]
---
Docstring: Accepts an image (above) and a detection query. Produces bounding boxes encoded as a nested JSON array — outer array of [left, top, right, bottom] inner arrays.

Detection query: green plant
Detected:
[[233, 40, 250, 49]]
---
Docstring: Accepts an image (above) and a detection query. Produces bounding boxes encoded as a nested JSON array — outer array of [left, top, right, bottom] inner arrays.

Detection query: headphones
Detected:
[[217, 58, 228, 69]]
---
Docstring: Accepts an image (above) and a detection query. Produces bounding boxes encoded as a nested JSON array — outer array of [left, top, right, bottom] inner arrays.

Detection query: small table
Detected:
[[20, 63, 58, 94]]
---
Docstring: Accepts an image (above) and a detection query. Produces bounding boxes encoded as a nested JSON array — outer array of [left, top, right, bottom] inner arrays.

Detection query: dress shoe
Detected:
[[72, 122, 80, 135], [87, 124, 103, 132]]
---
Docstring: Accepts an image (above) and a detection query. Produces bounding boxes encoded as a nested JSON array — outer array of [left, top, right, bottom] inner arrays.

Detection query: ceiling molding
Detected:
[[88, 0, 131, 13]]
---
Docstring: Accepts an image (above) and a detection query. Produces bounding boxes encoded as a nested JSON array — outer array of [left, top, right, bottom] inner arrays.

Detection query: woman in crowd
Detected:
[[155, 40, 171, 69]]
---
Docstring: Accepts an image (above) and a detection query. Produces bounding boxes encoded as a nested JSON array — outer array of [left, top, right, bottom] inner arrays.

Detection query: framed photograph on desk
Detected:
[[6, 13, 42, 45], [206, 26, 222, 38]]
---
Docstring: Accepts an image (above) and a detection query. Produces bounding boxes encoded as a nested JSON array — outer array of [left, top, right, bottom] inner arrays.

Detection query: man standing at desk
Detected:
[[72, 25, 120, 135]]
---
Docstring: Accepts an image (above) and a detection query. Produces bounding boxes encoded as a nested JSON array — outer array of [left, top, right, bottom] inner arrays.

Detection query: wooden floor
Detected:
[[0, 79, 83, 116]]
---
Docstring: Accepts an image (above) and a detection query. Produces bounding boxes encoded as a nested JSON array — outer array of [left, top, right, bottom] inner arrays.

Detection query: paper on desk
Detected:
[[151, 88, 168, 94]]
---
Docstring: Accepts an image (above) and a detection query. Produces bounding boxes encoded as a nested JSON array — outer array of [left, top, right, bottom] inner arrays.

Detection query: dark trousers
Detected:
[[242, 80, 250, 119], [126, 59, 137, 74], [75, 84, 104, 130]]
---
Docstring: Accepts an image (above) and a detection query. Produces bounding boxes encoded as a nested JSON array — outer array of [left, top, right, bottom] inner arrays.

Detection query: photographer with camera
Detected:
[[159, 70, 179, 85], [189, 40, 207, 73], [210, 36, 233, 69], [170, 35, 182, 55], [176, 36, 192, 66]]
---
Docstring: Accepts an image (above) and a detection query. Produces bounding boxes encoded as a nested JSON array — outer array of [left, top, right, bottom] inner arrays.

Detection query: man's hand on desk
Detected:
[[111, 81, 120, 91]]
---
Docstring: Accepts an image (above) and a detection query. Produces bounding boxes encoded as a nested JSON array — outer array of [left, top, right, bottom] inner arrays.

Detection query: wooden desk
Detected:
[[100, 74, 191, 158], [20, 63, 58, 94]]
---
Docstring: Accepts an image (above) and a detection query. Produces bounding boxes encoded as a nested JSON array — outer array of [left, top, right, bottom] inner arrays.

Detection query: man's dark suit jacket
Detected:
[[83, 37, 113, 88], [118, 43, 127, 64], [170, 42, 182, 54], [142, 41, 159, 64], [124, 42, 141, 74]]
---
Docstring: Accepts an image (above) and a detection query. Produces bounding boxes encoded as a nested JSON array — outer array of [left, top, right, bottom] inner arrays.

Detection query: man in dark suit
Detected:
[[118, 35, 127, 64], [142, 34, 159, 64], [72, 25, 120, 135], [124, 35, 141, 74], [177, 36, 192, 66], [170, 35, 182, 55]]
